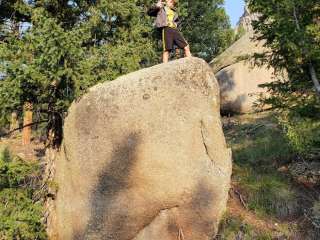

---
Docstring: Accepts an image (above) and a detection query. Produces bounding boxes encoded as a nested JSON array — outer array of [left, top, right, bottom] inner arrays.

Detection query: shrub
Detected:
[[215, 213, 273, 240], [0, 147, 47, 240], [241, 172, 299, 219], [279, 114, 320, 156]]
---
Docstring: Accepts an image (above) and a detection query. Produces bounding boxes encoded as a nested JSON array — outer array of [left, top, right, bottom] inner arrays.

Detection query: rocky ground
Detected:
[[218, 112, 320, 240], [0, 134, 45, 161]]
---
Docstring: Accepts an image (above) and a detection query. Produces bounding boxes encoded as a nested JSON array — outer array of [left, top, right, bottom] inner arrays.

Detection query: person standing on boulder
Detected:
[[147, 0, 192, 63]]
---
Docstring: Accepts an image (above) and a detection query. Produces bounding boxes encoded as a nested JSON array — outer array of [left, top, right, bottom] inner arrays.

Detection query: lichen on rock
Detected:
[[49, 57, 232, 240]]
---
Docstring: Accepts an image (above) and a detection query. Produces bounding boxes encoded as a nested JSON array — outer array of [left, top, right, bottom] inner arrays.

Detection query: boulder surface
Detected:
[[215, 59, 275, 114], [210, 4, 278, 114], [50, 57, 232, 240], [210, 32, 275, 114]]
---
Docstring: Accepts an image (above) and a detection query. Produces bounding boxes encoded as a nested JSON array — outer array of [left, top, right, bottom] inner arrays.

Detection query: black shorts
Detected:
[[162, 27, 188, 52]]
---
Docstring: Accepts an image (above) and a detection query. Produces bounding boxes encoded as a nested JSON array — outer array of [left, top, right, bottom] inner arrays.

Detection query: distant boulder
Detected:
[[234, 5, 259, 36], [49, 57, 232, 240], [210, 6, 277, 114], [210, 32, 266, 74], [210, 32, 276, 114]]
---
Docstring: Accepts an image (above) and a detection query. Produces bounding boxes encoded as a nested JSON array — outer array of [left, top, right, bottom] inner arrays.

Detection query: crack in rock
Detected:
[[200, 120, 226, 176], [131, 205, 180, 240]]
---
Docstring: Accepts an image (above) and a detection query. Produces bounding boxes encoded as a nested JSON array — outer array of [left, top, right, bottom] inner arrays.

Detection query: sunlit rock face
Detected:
[[234, 5, 259, 35], [210, 5, 277, 114], [49, 57, 232, 240]]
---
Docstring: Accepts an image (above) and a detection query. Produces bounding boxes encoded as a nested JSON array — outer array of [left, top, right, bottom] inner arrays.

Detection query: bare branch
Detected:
[[0, 120, 48, 138], [293, 6, 320, 96]]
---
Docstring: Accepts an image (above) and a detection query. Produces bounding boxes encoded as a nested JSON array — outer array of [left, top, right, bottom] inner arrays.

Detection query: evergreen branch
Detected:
[[293, 6, 320, 96]]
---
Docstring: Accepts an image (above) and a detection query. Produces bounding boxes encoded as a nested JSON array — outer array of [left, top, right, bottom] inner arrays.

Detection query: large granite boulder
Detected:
[[215, 58, 275, 114], [49, 57, 232, 240], [210, 6, 277, 114], [210, 32, 266, 74], [210, 32, 276, 114]]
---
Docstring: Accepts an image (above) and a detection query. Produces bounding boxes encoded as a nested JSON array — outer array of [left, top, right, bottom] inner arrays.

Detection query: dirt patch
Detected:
[[229, 186, 283, 233], [0, 135, 45, 161]]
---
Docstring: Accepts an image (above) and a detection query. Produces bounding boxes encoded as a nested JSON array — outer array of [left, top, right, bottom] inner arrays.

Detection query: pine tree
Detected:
[[248, 0, 320, 154], [0, 1, 156, 146], [0, 0, 234, 146], [179, 0, 234, 61]]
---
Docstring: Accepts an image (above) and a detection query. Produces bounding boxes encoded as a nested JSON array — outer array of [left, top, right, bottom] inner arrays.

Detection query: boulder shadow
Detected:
[[80, 132, 141, 240]]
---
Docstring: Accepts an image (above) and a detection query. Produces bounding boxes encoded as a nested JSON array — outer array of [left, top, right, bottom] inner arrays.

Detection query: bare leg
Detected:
[[184, 45, 192, 58], [163, 51, 169, 63]]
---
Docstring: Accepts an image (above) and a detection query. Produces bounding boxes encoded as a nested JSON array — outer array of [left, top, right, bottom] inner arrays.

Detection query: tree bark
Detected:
[[10, 111, 19, 132], [309, 63, 320, 96], [293, 6, 320, 96], [22, 102, 33, 145]]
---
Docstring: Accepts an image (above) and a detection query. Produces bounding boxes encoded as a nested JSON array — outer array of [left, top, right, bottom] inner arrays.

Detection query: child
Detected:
[[148, 0, 192, 63]]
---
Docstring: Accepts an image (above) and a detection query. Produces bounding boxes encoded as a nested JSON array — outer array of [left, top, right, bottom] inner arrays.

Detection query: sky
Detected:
[[224, 0, 245, 28]]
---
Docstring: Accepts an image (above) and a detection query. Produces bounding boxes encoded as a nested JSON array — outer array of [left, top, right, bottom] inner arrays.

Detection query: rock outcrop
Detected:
[[234, 5, 259, 35], [49, 57, 232, 240], [210, 6, 276, 114], [210, 32, 266, 74]]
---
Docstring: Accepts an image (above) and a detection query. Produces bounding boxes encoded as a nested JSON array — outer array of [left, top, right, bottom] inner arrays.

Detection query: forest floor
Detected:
[[0, 134, 45, 161], [217, 112, 320, 240], [1, 112, 319, 239]]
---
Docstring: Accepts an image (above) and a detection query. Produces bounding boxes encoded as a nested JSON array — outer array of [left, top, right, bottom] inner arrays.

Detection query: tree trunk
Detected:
[[10, 112, 19, 132], [293, 6, 320, 96], [22, 102, 33, 145], [309, 63, 320, 96]]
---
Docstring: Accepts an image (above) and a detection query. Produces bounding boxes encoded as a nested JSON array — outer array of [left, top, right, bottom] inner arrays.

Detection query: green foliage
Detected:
[[178, 0, 234, 61], [0, 189, 46, 240], [278, 114, 320, 154], [248, 0, 320, 77], [0, 147, 11, 163], [0, 0, 30, 24], [0, 0, 157, 143], [238, 169, 298, 218], [0, 147, 46, 240], [248, 0, 320, 155], [0, 0, 233, 143], [225, 113, 299, 219], [216, 214, 273, 240], [228, 115, 293, 167], [221, 113, 303, 238]]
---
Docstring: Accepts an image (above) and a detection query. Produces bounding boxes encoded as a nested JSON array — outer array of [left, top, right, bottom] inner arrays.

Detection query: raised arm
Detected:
[[147, 0, 163, 17]]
